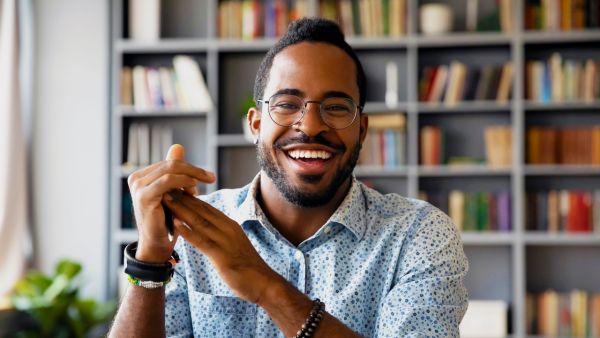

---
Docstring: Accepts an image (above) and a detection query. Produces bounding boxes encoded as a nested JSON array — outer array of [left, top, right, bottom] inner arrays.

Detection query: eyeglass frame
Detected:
[[256, 93, 363, 130]]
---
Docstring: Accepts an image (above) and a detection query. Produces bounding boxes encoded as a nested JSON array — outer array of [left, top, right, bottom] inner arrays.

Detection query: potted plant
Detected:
[[6, 259, 115, 338]]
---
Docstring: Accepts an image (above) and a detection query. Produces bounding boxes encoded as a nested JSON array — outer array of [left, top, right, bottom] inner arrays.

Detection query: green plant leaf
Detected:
[[55, 260, 82, 279]]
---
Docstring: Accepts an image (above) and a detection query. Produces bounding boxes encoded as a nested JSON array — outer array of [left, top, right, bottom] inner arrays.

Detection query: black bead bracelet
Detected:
[[293, 298, 325, 338]]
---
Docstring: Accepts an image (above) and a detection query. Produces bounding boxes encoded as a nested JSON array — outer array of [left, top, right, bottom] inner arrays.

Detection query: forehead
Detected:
[[264, 42, 359, 100]]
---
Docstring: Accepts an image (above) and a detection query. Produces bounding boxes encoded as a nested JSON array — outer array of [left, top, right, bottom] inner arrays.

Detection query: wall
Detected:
[[32, 0, 108, 299]]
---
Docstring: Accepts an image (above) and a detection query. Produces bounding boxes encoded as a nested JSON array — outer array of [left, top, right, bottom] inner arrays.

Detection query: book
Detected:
[[527, 125, 600, 165], [173, 55, 214, 112], [358, 113, 406, 168], [527, 190, 598, 233], [120, 67, 133, 106]]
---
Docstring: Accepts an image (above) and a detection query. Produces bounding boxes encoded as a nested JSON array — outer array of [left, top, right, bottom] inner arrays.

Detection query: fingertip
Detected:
[[166, 144, 185, 161]]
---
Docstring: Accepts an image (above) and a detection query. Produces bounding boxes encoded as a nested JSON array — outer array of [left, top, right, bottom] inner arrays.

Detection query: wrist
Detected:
[[136, 239, 173, 263], [257, 273, 311, 313]]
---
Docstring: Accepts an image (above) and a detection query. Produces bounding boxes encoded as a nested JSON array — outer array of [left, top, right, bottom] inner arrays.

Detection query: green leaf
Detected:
[[43, 274, 69, 302], [55, 260, 82, 279]]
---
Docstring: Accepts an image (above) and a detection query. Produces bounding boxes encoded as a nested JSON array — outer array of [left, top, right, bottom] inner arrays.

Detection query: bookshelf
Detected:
[[108, 1, 600, 337]]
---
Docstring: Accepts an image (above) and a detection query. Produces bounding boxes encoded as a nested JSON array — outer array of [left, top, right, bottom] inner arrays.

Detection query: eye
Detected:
[[274, 102, 300, 110]]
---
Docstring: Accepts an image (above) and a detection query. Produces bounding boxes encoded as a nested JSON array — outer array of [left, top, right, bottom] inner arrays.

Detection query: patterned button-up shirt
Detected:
[[165, 174, 468, 337]]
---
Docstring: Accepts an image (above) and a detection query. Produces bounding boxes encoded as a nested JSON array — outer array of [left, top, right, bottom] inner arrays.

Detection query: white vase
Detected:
[[420, 3, 454, 35], [129, 0, 160, 41]]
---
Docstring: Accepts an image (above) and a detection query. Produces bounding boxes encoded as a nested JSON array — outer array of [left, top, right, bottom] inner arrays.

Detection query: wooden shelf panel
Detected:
[[524, 165, 600, 176], [118, 106, 209, 118], [461, 232, 515, 245], [524, 232, 600, 245], [418, 165, 512, 177]]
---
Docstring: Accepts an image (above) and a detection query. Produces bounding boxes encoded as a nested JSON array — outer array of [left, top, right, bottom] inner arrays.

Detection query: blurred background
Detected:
[[1, 0, 599, 337]]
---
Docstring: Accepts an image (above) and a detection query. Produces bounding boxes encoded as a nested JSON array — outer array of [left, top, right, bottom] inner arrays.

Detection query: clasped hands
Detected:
[[128, 144, 280, 304]]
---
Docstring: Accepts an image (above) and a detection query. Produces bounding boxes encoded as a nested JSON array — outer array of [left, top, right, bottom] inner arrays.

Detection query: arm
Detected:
[[374, 206, 469, 337], [163, 190, 362, 338], [108, 144, 213, 338]]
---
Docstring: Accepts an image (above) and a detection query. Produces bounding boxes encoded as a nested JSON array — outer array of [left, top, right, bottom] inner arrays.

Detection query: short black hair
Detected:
[[253, 17, 367, 108]]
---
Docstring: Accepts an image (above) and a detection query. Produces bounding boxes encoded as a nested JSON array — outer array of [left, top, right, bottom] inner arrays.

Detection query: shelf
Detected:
[[418, 165, 511, 177], [415, 32, 512, 47], [118, 106, 209, 118], [525, 165, 600, 176], [217, 134, 253, 147], [354, 166, 408, 177], [116, 38, 213, 53], [523, 100, 600, 111], [363, 102, 409, 113], [523, 30, 600, 44], [418, 101, 511, 113], [524, 232, 600, 245], [461, 232, 514, 245], [346, 37, 409, 49]]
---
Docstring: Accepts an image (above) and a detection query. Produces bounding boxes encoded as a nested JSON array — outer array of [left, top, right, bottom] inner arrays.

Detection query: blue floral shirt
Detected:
[[165, 174, 468, 337]]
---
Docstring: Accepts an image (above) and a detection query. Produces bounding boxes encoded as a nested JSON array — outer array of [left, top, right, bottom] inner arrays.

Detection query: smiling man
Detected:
[[109, 18, 468, 338]]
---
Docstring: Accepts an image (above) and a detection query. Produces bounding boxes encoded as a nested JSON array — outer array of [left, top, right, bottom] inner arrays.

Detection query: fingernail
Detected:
[[164, 193, 173, 202]]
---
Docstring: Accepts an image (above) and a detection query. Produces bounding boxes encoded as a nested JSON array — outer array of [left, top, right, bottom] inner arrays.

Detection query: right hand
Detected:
[[127, 144, 216, 262]]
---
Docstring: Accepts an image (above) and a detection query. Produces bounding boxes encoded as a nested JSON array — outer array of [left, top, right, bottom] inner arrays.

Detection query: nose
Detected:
[[292, 102, 329, 136]]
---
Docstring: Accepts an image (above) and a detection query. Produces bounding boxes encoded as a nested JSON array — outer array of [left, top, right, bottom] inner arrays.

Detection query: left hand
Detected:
[[163, 189, 281, 304]]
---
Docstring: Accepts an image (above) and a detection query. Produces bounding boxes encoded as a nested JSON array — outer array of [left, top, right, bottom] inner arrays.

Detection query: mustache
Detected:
[[273, 133, 346, 152]]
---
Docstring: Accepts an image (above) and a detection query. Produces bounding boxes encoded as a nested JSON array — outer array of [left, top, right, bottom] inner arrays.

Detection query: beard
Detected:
[[256, 133, 361, 208]]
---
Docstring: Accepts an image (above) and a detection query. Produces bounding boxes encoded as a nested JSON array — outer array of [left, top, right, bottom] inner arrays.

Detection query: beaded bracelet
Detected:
[[293, 298, 325, 338], [126, 274, 172, 289]]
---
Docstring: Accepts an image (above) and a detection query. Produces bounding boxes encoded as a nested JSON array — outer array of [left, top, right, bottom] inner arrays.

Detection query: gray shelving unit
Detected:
[[108, 1, 600, 337]]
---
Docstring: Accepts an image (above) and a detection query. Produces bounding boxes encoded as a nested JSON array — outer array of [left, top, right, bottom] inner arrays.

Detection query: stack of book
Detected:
[[358, 114, 406, 168], [123, 123, 173, 169], [120, 55, 213, 112], [217, 0, 308, 39], [526, 53, 600, 103], [525, 0, 600, 31], [526, 290, 600, 337], [525, 190, 600, 233], [319, 0, 406, 37], [484, 126, 512, 168], [420, 190, 512, 232], [419, 62, 513, 105], [527, 126, 600, 165]]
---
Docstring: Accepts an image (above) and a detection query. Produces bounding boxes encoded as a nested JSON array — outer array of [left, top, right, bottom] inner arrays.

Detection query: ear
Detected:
[[359, 113, 368, 145], [247, 106, 262, 140]]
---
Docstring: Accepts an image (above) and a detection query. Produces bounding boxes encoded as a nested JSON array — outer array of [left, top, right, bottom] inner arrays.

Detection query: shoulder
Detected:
[[359, 181, 456, 237]]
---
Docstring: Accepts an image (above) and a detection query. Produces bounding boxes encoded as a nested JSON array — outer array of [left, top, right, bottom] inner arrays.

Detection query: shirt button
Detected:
[[294, 251, 304, 260]]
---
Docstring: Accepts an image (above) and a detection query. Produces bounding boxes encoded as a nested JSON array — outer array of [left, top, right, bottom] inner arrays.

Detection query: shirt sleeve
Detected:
[[374, 204, 469, 337], [165, 238, 193, 338]]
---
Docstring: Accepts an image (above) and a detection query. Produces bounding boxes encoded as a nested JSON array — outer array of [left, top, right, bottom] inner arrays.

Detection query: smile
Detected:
[[287, 149, 333, 160]]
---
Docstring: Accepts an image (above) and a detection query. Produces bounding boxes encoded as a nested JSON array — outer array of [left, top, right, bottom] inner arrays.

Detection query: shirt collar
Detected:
[[234, 173, 367, 241]]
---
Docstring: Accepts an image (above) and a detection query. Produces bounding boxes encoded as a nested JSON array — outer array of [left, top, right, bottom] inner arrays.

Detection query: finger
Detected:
[[136, 160, 216, 190], [166, 144, 185, 161], [162, 191, 225, 243], [172, 219, 218, 255], [139, 174, 198, 204]]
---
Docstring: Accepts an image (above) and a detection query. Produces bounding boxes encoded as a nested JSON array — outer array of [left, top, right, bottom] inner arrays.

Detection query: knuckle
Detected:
[[165, 160, 178, 172]]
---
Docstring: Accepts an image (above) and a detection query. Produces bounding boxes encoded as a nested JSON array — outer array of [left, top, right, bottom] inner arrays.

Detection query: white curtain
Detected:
[[0, 0, 28, 298]]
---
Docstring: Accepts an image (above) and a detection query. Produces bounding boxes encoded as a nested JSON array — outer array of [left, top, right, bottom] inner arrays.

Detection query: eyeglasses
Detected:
[[257, 94, 362, 130]]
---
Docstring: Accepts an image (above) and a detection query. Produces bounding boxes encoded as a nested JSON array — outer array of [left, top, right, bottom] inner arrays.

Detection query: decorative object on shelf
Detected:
[[241, 94, 256, 143], [459, 300, 507, 338], [9, 259, 116, 338], [128, 0, 160, 41], [419, 3, 453, 35], [466, 0, 479, 32]]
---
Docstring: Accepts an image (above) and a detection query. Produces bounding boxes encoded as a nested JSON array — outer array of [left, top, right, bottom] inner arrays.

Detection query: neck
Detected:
[[257, 172, 352, 246]]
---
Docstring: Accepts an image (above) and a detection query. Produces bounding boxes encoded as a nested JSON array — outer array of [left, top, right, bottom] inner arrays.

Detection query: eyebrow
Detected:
[[272, 88, 354, 101]]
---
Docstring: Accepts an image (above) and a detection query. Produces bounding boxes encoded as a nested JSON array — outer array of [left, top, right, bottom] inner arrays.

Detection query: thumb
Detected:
[[166, 144, 185, 161]]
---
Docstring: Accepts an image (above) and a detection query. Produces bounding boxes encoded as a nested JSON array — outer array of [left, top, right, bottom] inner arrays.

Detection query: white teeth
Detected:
[[288, 150, 332, 160]]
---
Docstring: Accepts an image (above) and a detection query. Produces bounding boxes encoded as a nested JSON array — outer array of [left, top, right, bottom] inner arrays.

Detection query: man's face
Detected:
[[250, 42, 368, 208]]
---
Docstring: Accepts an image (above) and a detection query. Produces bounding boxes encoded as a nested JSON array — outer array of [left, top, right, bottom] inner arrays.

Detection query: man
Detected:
[[110, 18, 468, 337]]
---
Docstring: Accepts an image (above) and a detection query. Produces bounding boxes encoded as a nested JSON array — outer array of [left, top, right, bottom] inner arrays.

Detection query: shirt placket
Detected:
[[288, 249, 307, 293]]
